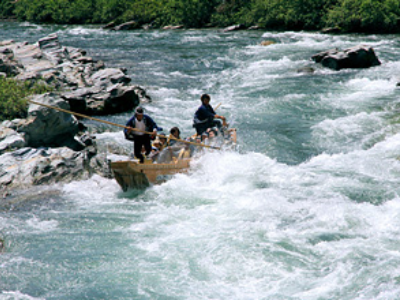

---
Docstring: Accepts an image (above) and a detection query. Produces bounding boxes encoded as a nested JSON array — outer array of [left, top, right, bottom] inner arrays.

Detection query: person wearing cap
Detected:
[[124, 106, 160, 163], [157, 132, 168, 149], [148, 137, 163, 161], [193, 94, 227, 135]]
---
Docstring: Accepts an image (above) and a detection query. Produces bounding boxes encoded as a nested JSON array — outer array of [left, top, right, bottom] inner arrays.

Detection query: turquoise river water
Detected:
[[1, 22, 400, 299]]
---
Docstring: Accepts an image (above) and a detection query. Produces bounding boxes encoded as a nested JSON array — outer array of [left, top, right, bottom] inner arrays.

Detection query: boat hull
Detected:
[[110, 159, 191, 191]]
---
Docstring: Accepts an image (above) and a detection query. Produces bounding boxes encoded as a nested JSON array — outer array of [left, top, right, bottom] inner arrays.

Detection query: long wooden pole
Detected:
[[27, 99, 221, 150]]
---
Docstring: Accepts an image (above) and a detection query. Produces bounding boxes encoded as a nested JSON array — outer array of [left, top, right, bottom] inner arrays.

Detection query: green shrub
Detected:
[[324, 0, 400, 33], [0, 78, 53, 121]]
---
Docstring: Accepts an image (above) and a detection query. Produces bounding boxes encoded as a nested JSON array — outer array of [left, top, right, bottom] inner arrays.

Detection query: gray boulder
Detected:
[[312, 45, 381, 70], [0, 127, 26, 155], [61, 83, 141, 115], [17, 93, 80, 149], [91, 68, 131, 87], [0, 147, 86, 189]]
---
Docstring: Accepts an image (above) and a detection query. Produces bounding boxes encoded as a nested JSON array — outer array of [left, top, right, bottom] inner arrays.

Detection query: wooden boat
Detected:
[[111, 128, 237, 191], [111, 158, 191, 191]]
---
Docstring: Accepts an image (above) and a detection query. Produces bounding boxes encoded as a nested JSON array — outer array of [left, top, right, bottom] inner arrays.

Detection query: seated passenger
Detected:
[[157, 127, 187, 163], [169, 126, 181, 146], [158, 132, 168, 149], [149, 138, 163, 161]]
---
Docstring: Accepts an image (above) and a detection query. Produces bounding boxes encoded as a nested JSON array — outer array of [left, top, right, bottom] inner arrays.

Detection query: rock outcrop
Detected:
[[312, 45, 381, 70], [0, 34, 151, 195], [18, 93, 81, 149], [0, 34, 151, 115]]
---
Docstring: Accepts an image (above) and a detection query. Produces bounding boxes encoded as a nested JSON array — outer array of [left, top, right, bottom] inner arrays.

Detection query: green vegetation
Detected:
[[1, 0, 400, 33], [0, 77, 53, 121], [0, 0, 14, 18]]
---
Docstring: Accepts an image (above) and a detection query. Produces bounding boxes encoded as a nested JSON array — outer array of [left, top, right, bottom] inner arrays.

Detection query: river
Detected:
[[1, 22, 400, 299]]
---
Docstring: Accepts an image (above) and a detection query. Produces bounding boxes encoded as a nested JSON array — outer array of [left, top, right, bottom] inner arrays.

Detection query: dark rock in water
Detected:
[[312, 45, 381, 70], [0, 238, 4, 252]]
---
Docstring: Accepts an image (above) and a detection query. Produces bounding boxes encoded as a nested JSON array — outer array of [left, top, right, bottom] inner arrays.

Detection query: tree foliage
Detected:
[[2, 0, 400, 33], [324, 0, 400, 33], [0, 0, 15, 18]]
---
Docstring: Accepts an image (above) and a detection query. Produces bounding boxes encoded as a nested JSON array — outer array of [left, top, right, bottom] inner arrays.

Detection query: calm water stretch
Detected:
[[2, 22, 400, 300]]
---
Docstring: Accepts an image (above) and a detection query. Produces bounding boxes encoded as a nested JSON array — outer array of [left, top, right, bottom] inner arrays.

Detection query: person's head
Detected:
[[170, 127, 180, 138], [135, 107, 144, 121], [208, 128, 218, 138], [201, 94, 210, 105], [153, 138, 162, 149], [158, 132, 167, 144]]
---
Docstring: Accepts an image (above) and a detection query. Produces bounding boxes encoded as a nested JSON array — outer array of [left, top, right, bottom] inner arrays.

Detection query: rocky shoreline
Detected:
[[0, 34, 149, 197]]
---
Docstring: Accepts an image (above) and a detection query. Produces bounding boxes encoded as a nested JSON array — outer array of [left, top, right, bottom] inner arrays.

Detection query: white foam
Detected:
[[26, 216, 58, 233], [0, 291, 45, 300], [65, 26, 105, 36]]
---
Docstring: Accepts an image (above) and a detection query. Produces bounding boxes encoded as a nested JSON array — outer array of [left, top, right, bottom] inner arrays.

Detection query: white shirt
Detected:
[[134, 118, 146, 135]]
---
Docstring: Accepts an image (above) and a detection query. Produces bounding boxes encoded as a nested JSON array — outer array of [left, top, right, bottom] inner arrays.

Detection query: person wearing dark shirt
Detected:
[[193, 94, 226, 135], [124, 106, 160, 163]]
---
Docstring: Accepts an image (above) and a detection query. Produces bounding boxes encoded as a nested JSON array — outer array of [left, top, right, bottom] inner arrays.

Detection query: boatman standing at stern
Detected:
[[124, 107, 160, 163], [193, 94, 227, 135]]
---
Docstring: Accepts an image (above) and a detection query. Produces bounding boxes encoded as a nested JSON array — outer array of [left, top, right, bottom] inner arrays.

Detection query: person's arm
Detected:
[[214, 114, 227, 126], [124, 116, 136, 140], [145, 115, 158, 137]]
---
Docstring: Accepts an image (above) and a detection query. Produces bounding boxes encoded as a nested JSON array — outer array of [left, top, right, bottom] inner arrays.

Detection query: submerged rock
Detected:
[[297, 66, 315, 74], [260, 40, 275, 46]]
